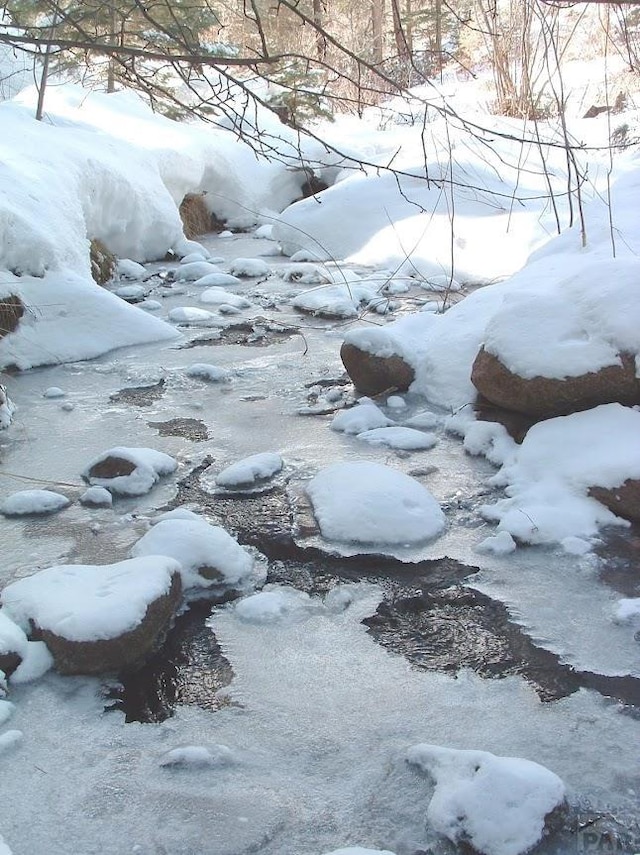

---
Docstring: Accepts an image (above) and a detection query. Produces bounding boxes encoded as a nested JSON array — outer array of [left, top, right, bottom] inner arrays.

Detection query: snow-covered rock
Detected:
[[234, 587, 314, 624], [215, 452, 284, 489], [175, 261, 224, 281], [613, 598, 640, 623], [159, 744, 234, 768], [199, 288, 252, 309], [331, 399, 393, 435], [193, 272, 242, 287], [1, 490, 70, 517], [79, 486, 113, 507], [292, 279, 377, 319], [356, 426, 437, 451], [407, 744, 566, 855], [116, 258, 146, 279], [83, 446, 177, 496], [322, 849, 397, 855], [341, 328, 415, 396], [1, 557, 182, 674], [168, 306, 219, 325], [43, 386, 65, 398], [306, 461, 445, 546], [131, 517, 259, 592], [228, 257, 270, 278], [0, 384, 15, 429], [185, 363, 230, 382]]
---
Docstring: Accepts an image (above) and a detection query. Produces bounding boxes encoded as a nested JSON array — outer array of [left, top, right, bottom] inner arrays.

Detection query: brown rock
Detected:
[[89, 238, 116, 285], [86, 456, 136, 480], [36, 572, 182, 675], [0, 295, 24, 340], [0, 652, 21, 677], [179, 193, 215, 239], [340, 341, 415, 396], [473, 394, 536, 444], [589, 479, 640, 523], [471, 348, 640, 419]]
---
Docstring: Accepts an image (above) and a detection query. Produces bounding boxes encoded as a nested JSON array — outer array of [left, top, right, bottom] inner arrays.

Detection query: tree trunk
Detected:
[[391, 0, 410, 62], [313, 0, 326, 60], [372, 0, 384, 65]]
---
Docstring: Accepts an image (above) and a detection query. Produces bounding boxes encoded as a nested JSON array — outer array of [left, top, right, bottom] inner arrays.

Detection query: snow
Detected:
[[185, 363, 231, 382], [331, 400, 394, 435], [343, 327, 409, 360], [159, 744, 234, 768], [0, 730, 22, 755], [116, 258, 146, 279], [234, 587, 315, 624], [475, 532, 517, 556], [168, 306, 219, 325], [193, 272, 242, 287], [1, 557, 180, 642], [306, 461, 446, 546], [130, 517, 259, 591], [114, 284, 146, 301], [10, 642, 53, 684], [78, 486, 113, 507], [480, 404, 640, 545], [200, 288, 252, 309], [386, 395, 406, 409], [82, 446, 178, 496], [356, 426, 438, 451], [292, 279, 378, 318], [215, 452, 284, 489], [407, 744, 566, 855], [228, 258, 270, 277], [175, 262, 223, 281], [0, 833, 12, 855], [0, 385, 15, 429], [0, 611, 27, 660], [0, 490, 70, 516], [614, 598, 640, 624], [42, 386, 65, 398]]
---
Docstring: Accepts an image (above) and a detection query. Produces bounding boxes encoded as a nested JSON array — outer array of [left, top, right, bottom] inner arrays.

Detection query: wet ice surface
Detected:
[[1, 233, 639, 854]]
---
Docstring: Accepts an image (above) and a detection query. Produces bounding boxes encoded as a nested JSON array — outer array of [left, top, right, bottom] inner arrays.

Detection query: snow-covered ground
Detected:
[[1, 58, 639, 855]]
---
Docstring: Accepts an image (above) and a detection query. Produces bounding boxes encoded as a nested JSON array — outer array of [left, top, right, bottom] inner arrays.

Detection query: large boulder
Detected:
[[1, 557, 183, 675], [471, 348, 640, 420], [83, 446, 178, 496], [340, 342, 415, 396]]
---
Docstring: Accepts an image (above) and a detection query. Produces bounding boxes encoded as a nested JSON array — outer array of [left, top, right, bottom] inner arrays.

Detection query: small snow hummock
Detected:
[[1, 489, 70, 517], [159, 744, 234, 768], [1, 557, 181, 642], [407, 744, 566, 855], [228, 257, 270, 278], [199, 288, 251, 309], [114, 284, 146, 301], [43, 386, 65, 398], [306, 461, 445, 546], [0, 729, 23, 756], [168, 306, 219, 325], [474, 531, 517, 556], [386, 395, 406, 409], [356, 426, 437, 451], [174, 261, 222, 281], [613, 598, 640, 623], [131, 517, 258, 591], [0, 385, 15, 429], [79, 486, 113, 507], [215, 452, 284, 489], [116, 259, 146, 279], [331, 399, 394, 435], [234, 587, 314, 624], [83, 446, 177, 496], [185, 363, 230, 383], [192, 272, 242, 288]]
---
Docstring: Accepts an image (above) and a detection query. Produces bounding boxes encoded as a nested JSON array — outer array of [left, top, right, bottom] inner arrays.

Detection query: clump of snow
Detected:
[[407, 743, 566, 855], [43, 386, 65, 398], [193, 272, 242, 287], [356, 426, 437, 451], [114, 284, 146, 301], [116, 259, 146, 279], [306, 461, 445, 546], [404, 411, 442, 430], [0, 385, 15, 429], [0, 729, 22, 756], [83, 446, 177, 496], [1, 557, 181, 642], [235, 587, 315, 624], [282, 263, 331, 284], [153, 507, 204, 524], [343, 327, 408, 360], [185, 363, 230, 382], [79, 486, 113, 507], [292, 279, 378, 318], [131, 518, 258, 591], [475, 531, 517, 556], [0, 490, 70, 517], [179, 252, 210, 264], [215, 452, 284, 489], [331, 399, 394, 435], [463, 421, 517, 468], [613, 598, 640, 624], [168, 306, 219, 325], [386, 395, 406, 409], [159, 744, 234, 768], [254, 224, 273, 240], [289, 249, 330, 263], [175, 262, 224, 281], [480, 404, 640, 545], [228, 258, 270, 277], [138, 299, 162, 312], [0, 611, 28, 661], [200, 288, 252, 309], [10, 641, 53, 684]]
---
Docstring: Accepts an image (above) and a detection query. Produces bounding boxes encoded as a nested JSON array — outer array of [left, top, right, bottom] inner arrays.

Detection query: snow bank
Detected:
[[306, 461, 445, 546], [1, 557, 180, 642], [407, 744, 566, 855], [131, 517, 258, 591], [480, 404, 640, 545]]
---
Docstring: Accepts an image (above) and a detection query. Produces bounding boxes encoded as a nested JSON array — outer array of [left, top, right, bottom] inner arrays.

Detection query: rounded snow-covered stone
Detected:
[[215, 452, 283, 489], [114, 285, 146, 302], [116, 259, 146, 279], [357, 426, 437, 451], [185, 363, 230, 383], [83, 446, 177, 496], [306, 461, 445, 545], [228, 257, 270, 278], [0, 557, 183, 675], [341, 335, 415, 396], [159, 744, 234, 768], [192, 272, 242, 288], [43, 386, 65, 399], [1, 490, 70, 517], [79, 486, 113, 507], [168, 306, 218, 325], [175, 262, 222, 281], [200, 288, 251, 309], [331, 399, 393, 435]]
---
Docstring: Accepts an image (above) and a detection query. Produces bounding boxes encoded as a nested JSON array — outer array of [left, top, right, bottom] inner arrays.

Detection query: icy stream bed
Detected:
[[0, 233, 638, 855]]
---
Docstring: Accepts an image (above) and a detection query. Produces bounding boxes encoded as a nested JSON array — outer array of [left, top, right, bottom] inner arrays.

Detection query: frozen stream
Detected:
[[0, 233, 638, 855]]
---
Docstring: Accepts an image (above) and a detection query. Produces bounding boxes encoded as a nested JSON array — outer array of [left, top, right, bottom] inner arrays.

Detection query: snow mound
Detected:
[[343, 327, 408, 360], [228, 258, 270, 277], [193, 272, 242, 287], [614, 598, 640, 624], [168, 306, 218, 325], [235, 587, 315, 624], [357, 426, 437, 451], [43, 386, 65, 398], [1, 490, 70, 516], [480, 404, 640, 544], [331, 399, 394, 435], [292, 280, 377, 318], [185, 363, 230, 382], [215, 452, 284, 489], [83, 446, 178, 496], [175, 262, 223, 281], [0, 730, 22, 756], [474, 532, 517, 555], [407, 743, 566, 855], [282, 263, 332, 284], [131, 518, 258, 591], [79, 486, 113, 507], [159, 744, 234, 768], [117, 259, 146, 279], [0, 833, 12, 855], [200, 288, 252, 309], [1, 557, 181, 642], [306, 461, 445, 545]]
